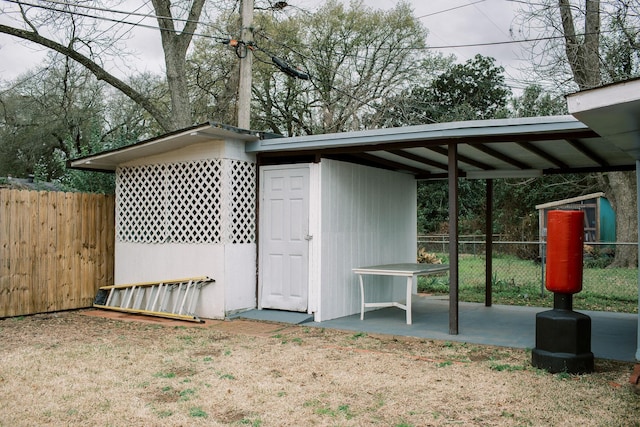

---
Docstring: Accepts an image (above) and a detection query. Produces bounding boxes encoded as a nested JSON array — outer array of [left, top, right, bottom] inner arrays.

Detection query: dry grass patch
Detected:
[[0, 311, 638, 426]]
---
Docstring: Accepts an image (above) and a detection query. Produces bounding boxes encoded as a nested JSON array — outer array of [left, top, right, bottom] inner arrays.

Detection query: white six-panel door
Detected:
[[259, 165, 310, 312]]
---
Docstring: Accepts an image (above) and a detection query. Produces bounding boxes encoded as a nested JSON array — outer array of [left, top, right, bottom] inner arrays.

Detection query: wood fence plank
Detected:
[[14, 190, 30, 317], [63, 191, 77, 310], [0, 190, 12, 317], [70, 191, 80, 310], [13, 190, 20, 316], [0, 189, 115, 317], [46, 191, 60, 313], [53, 191, 66, 312], [30, 191, 43, 313], [6, 189, 18, 317], [79, 193, 93, 306], [106, 195, 115, 285], [6, 189, 17, 317], [39, 191, 51, 312]]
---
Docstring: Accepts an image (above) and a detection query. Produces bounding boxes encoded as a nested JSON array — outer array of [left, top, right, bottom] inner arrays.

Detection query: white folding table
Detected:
[[353, 263, 449, 325]]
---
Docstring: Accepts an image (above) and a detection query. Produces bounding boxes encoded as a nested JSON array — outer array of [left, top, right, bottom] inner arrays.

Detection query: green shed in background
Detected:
[[535, 192, 616, 243]]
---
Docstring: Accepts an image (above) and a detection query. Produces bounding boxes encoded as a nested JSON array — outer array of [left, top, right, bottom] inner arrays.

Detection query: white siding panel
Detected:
[[318, 159, 416, 321], [308, 163, 322, 318]]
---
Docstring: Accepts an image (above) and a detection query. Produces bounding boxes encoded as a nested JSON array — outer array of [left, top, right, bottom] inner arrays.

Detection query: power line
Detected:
[[92, 1, 151, 66], [1, 0, 232, 42], [6, 0, 631, 57], [3, 0, 211, 29], [365, 28, 634, 51], [468, 0, 523, 90], [0, 0, 603, 120], [249, 36, 530, 125], [256, 28, 537, 94], [248, 39, 433, 127], [416, 0, 487, 19]]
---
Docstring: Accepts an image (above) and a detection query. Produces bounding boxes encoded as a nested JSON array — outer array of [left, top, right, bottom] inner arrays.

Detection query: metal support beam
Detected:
[[636, 160, 640, 361], [485, 179, 493, 307], [448, 143, 459, 334]]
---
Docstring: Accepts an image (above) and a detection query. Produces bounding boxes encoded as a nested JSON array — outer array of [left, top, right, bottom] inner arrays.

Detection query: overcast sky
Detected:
[[0, 0, 530, 92], [305, 1, 527, 72], [345, 0, 529, 92]]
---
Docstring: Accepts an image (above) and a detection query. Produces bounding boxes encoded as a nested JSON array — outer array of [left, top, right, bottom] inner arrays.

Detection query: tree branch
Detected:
[[583, 0, 601, 87], [0, 23, 172, 132], [558, 0, 582, 84]]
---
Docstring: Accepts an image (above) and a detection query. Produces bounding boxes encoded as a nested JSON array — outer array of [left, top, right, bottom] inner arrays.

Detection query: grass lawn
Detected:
[[418, 253, 638, 313], [1, 311, 638, 426]]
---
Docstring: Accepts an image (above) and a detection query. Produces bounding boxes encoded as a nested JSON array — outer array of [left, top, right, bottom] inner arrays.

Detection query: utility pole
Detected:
[[237, 0, 254, 129]]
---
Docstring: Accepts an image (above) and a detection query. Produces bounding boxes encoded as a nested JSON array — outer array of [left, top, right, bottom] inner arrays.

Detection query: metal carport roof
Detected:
[[245, 115, 637, 179], [69, 115, 638, 176]]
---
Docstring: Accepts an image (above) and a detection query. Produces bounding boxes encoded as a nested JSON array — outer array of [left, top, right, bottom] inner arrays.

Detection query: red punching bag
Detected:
[[545, 210, 584, 294]]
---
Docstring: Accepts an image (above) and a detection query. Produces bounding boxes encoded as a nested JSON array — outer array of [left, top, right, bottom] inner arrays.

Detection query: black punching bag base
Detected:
[[531, 348, 594, 374], [531, 295, 594, 374]]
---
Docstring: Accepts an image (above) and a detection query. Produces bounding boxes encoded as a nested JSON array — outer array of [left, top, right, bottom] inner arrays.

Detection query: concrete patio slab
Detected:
[[237, 295, 638, 362]]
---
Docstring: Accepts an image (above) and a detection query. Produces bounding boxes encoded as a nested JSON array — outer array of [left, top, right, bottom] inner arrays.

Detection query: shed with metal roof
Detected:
[[536, 192, 616, 244], [70, 79, 640, 359]]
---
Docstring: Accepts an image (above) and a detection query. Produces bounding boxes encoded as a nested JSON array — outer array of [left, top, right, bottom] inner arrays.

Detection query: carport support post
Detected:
[[448, 143, 459, 334], [485, 179, 493, 307], [636, 160, 640, 361]]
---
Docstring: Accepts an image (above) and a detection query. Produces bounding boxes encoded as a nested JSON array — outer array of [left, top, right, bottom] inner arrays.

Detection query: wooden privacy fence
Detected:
[[0, 189, 114, 317]]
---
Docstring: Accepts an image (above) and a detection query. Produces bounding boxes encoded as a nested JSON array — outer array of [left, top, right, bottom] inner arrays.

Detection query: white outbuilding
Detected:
[[70, 122, 417, 322], [71, 102, 640, 356]]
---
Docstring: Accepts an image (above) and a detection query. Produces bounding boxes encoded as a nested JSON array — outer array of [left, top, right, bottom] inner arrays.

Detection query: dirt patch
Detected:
[[0, 310, 637, 426], [218, 409, 250, 423]]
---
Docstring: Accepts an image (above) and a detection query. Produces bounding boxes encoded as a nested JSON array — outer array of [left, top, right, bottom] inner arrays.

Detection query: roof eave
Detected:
[[567, 79, 640, 160], [246, 116, 587, 154], [68, 122, 262, 172]]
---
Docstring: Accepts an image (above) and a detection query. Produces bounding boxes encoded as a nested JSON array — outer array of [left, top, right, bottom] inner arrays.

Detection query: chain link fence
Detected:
[[417, 235, 638, 313]]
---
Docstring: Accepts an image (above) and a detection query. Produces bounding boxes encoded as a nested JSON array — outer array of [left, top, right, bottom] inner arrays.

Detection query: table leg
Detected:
[[359, 274, 365, 320], [406, 275, 413, 325]]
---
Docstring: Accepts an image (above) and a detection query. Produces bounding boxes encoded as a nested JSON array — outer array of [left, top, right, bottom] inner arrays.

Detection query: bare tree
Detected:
[[0, 57, 157, 181], [234, 0, 429, 135], [516, 0, 638, 267], [299, 0, 427, 134], [0, 0, 206, 132], [152, 0, 206, 129], [558, 0, 602, 89]]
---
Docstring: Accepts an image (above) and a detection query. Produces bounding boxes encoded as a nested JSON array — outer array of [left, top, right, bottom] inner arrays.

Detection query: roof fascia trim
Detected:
[[535, 192, 606, 210], [69, 122, 261, 169], [567, 78, 640, 113], [246, 116, 587, 154]]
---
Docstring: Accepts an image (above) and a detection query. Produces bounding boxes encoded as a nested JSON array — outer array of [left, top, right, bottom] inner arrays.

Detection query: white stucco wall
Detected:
[[316, 159, 417, 321], [115, 243, 226, 319], [114, 242, 256, 319], [114, 137, 257, 320], [223, 243, 257, 314]]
